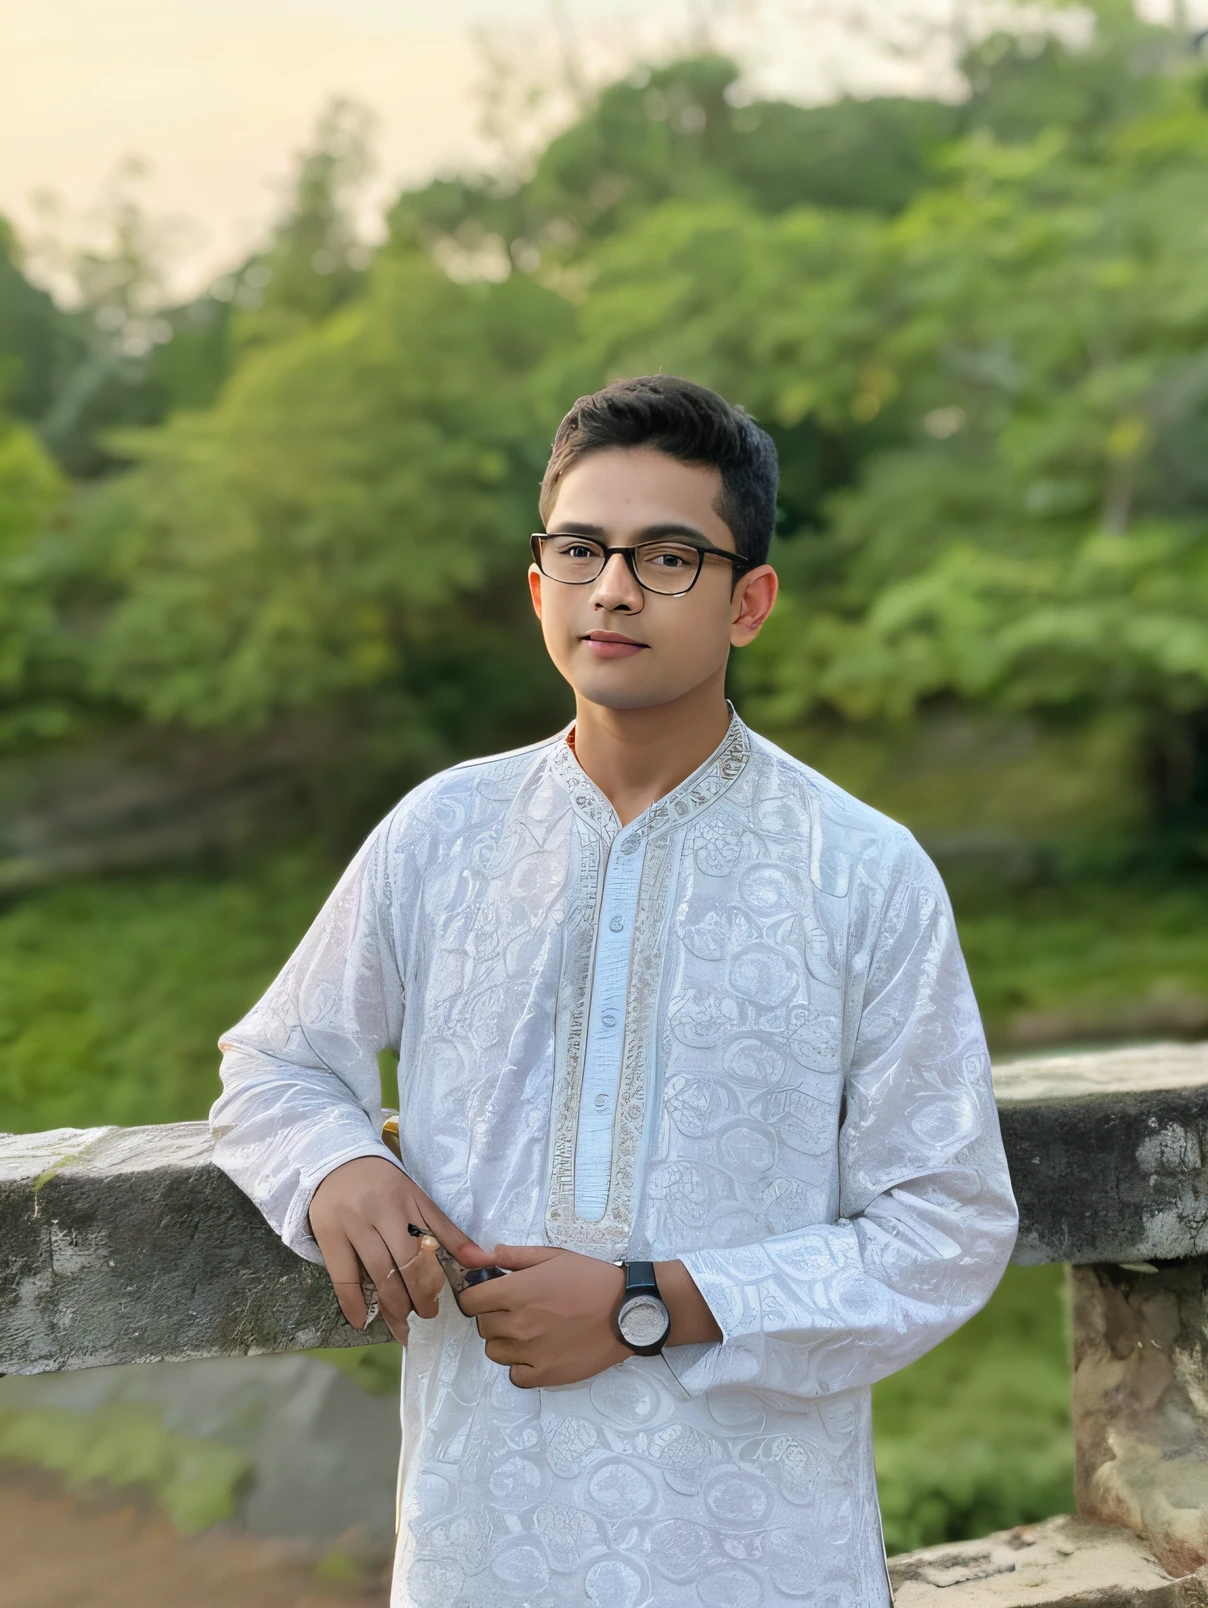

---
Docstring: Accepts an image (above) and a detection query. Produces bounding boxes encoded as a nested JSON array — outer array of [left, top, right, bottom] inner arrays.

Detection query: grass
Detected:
[[0, 1404, 253, 1534], [0, 853, 336, 1134], [873, 1264, 1072, 1555], [957, 879, 1208, 1049]]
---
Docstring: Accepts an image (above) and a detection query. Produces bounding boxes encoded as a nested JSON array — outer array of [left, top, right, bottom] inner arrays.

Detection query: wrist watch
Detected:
[[615, 1261, 671, 1355]]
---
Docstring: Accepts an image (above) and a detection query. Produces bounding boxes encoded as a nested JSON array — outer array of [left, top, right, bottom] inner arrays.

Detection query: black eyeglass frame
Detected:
[[530, 532, 754, 597]]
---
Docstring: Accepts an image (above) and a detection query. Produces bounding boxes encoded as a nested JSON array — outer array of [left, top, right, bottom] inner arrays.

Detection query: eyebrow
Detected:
[[545, 521, 712, 543]]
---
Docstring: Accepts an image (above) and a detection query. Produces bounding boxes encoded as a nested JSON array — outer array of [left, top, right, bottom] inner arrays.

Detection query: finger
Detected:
[[457, 1276, 516, 1318], [470, 1311, 517, 1342], [398, 1239, 445, 1320], [358, 1170, 483, 1268], [375, 1220, 444, 1321], [491, 1244, 563, 1271], [509, 1364, 539, 1391], [318, 1230, 370, 1329], [483, 1336, 530, 1368], [452, 1239, 503, 1269], [351, 1232, 413, 1342], [407, 1189, 487, 1263]]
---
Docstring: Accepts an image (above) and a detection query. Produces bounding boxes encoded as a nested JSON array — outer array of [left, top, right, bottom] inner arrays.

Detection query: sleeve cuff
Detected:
[[679, 1245, 774, 1344], [669, 1249, 768, 1396]]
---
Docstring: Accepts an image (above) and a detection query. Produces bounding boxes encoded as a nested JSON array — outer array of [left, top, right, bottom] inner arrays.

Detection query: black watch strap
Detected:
[[624, 1260, 659, 1300]]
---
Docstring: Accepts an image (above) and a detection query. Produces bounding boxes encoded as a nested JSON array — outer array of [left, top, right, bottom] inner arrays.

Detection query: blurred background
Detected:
[[1, 0, 1207, 1601]]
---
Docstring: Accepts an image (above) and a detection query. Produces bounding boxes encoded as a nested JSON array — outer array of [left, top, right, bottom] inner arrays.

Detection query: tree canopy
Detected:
[[1, 1, 1206, 853]]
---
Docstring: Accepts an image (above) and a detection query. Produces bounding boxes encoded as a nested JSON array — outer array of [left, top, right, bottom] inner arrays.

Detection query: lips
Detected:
[[582, 631, 648, 660]]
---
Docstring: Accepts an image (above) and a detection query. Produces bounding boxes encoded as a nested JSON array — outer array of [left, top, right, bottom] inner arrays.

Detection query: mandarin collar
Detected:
[[548, 705, 751, 844]]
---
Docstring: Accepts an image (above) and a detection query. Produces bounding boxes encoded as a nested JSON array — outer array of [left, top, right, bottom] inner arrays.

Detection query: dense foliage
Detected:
[[1, 4, 1205, 848]]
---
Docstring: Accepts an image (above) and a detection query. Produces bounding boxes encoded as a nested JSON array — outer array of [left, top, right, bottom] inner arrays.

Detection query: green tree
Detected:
[[0, 417, 69, 748], [0, 105, 384, 481], [7, 1, 1208, 853], [74, 251, 571, 752], [228, 97, 378, 356], [25, 161, 196, 476], [0, 218, 84, 424], [388, 55, 963, 281], [745, 65, 1208, 842], [531, 13, 1208, 848]]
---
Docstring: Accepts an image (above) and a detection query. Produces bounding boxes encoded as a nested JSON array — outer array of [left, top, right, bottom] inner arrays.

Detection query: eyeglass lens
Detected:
[[540, 536, 703, 594]]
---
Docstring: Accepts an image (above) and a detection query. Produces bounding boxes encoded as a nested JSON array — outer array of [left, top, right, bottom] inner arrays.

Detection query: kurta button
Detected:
[[594, 1093, 608, 1109], [609, 915, 624, 932], [601, 1013, 617, 1028]]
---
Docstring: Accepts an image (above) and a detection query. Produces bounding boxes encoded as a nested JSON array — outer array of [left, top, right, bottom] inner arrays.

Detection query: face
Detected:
[[529, 446, 777, 711]]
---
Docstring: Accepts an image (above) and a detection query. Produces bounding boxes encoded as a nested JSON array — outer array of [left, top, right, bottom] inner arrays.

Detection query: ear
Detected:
[[528, 565, 544, 622], [730, 565, 778, 647]]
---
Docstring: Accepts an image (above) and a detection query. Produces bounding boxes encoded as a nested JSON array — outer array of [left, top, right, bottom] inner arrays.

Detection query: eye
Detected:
[[554, 540, 599, 560], [642, 543, 697, 569]]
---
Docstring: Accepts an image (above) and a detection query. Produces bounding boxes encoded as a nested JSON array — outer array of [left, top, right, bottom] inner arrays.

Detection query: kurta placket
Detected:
[[574, 813, 645, 1223], [212, 712, 1018, 1608]]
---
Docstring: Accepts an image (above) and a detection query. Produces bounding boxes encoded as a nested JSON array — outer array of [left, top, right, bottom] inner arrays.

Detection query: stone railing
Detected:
[[5, 1041, 1208, 1605], [0, 1121, 392, 1370]]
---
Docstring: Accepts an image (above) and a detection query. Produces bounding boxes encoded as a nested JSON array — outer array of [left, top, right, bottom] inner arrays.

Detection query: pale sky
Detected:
[[0, 0, 956, 293], [0, 0, 1198, 297]]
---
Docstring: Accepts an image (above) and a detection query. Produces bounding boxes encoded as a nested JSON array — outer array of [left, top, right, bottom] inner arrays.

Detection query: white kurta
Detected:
[[211, 712, 1018, 1608]]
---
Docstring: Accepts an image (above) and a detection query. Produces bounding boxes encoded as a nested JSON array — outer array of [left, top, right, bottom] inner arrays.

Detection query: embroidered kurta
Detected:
[[211, 713, 1018, 1608]]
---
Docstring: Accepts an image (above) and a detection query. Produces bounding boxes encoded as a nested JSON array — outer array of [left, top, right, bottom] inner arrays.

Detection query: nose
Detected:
[[589, 551, 644, 614]]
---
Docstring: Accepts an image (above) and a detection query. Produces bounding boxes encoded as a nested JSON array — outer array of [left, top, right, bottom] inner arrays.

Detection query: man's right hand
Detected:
[[308, 1157, 483, 1344]]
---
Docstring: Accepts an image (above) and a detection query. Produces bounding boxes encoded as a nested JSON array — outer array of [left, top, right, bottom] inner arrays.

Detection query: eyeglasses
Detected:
[[530, 532, 753, 597]]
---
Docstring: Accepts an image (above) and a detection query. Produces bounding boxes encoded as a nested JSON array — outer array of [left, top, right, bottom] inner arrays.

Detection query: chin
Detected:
[[573, 676, 690, 712]]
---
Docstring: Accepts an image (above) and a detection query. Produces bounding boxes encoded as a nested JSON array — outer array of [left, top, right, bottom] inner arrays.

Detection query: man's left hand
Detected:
[[457, 1245, 629, 1388]]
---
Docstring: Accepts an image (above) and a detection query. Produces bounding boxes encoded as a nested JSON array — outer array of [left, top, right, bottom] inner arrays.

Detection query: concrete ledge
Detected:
[[995, 1043, 1208, 1266], [2, 1041, 1208, 1375], [0, 1123, 389, 1375], [890, 1515, 1208, 1606]]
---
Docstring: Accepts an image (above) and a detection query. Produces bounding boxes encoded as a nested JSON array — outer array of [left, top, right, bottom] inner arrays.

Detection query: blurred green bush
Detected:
[[874, 1264, 1072, 1554], [0, 4, 1205, 862], [0, 856, 330, 1132], [0, 1403, 252, 1535]]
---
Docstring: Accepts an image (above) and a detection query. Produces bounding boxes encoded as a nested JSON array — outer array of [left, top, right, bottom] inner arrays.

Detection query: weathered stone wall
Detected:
[[1072, 1263, 1208, 1580], [993, 1043, 1208, 1266], [3, 1041, 1208, 1375], [0, 1123, 388, 1375]]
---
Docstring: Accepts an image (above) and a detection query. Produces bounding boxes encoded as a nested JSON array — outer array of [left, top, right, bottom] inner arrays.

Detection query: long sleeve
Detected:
[[675, 838, 1018, 1401], [209, 815, 408, 1263]]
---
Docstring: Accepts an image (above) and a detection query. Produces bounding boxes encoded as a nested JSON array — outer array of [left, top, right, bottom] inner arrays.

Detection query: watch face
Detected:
[[618, 1294, 670, 1349]]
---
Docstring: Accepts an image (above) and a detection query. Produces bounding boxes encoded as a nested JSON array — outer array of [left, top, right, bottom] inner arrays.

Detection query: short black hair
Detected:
[[539, 375, 779, 568]]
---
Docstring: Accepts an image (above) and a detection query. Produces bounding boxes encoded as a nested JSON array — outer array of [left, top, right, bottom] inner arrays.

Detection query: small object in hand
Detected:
[[408, 1222, 506, 1296]]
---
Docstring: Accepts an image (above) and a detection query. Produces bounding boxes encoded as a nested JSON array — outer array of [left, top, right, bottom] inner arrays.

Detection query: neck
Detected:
[[571, 669, 732, 828]]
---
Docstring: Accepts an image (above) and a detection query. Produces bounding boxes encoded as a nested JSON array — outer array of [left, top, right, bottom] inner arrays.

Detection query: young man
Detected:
[[212, 376, 1017, 1608]]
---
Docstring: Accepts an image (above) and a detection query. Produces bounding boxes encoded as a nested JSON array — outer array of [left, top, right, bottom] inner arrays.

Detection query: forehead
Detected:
[[547, 447, 733, 549]]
